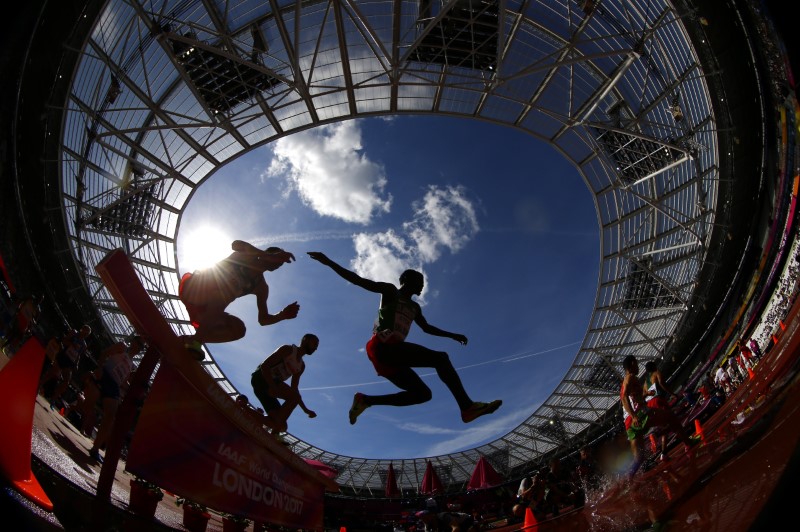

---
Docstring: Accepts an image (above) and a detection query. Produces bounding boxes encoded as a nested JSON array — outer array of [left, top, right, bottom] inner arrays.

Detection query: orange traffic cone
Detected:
[[779, 320, 786, 331], [523, 507, 539, 530], [747, 366, 755, 380], [694, 418, 706, 445], [0, 338, 54, 510], [662, 480, 673, 500], [649, 433, 658, 453]]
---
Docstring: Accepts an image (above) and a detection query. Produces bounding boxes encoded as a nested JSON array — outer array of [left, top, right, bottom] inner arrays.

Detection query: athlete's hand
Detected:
[[307, 251, 331, 265], [306, 410, 317, 418], [452, 333, 468, 346], [266, 249, 295, 264], [280, 302, 300, 320]]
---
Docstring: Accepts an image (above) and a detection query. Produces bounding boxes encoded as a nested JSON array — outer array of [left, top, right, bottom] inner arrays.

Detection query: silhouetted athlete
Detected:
[[178, 240, 300, 358], [307, 251, 501, 425], [251, 333, 320, 433]]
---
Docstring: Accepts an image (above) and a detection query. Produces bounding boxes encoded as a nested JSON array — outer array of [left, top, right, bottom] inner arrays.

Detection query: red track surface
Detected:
[[6, 291, 800, 531], [491, 302, 800, 532]]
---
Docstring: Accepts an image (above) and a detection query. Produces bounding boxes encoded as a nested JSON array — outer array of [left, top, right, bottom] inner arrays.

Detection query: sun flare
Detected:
[[179, 226, 232, 272]]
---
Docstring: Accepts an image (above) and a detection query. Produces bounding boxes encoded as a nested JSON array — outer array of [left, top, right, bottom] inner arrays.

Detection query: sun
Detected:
[[178, 226, 232, 272]]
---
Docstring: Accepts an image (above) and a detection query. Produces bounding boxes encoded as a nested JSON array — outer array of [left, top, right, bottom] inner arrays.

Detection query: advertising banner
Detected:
[[127, 363, 325, 529]]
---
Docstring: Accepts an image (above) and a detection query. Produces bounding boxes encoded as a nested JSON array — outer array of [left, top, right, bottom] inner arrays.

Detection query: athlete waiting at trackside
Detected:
[[621, 355, 697, 476]]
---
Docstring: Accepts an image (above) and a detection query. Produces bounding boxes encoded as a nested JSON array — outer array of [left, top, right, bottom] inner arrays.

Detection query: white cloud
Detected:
[[405, 185, 479, 262], [320, 392, 335, 404], [351, 229, 416, 289], [266, 121, 392, 224], [265, 123, 480, 298], [246, 229, 357, 247], [422, 405, 534, 455], [350, 185, 480, 300], [397, 422, 460, 435]]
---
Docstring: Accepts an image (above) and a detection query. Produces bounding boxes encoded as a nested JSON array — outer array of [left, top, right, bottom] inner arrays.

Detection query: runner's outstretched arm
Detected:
[[414, 312, 468, 345], [255, 281, 299, 326], [290, 371, 315, 418], [307, 251, 386, 293]]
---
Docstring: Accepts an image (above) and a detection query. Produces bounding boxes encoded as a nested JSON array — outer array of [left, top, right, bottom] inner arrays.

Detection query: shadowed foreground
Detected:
[[2, 305, 799, 531]]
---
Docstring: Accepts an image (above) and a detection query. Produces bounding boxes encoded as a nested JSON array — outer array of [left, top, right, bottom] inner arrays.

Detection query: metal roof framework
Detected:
[[57, 0, 721, 495]]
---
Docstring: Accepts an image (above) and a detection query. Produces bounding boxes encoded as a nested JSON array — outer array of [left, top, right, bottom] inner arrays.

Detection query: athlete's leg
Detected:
[[91, 396, 120, 454], [50, 367, 74, 406], [367, 367, 432, 406], [38, 364, 61, 397], [78, 381, 101, 436], [375, 342, 473, 409], [188, 311, 246, 344], [268, 381, 300, 428], [629, 437, 644, 477], [651, 406, 695, 447]]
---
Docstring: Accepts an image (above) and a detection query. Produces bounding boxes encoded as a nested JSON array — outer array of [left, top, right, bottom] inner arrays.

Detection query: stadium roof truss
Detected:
[[58, 0, 720, 494]]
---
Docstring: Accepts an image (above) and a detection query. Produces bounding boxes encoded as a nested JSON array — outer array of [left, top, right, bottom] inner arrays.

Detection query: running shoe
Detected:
[[348, 393, 369, 425], [89, 448, 104, 463], [461, 399, 502, 423], [184, 339, 205, 361]]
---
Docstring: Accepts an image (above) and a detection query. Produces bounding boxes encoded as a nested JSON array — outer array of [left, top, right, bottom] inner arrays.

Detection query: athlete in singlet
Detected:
[[643, 360, 681, 460], [88, 336, 145, 462], [40, 324, 92, 408], [307, 251, 501, 425], [644, 361, 680, 410], [251, 333, 320, 433], [621, 355, 696, 475], [178, 240, 300, 358], [1, 293, 42, 351]]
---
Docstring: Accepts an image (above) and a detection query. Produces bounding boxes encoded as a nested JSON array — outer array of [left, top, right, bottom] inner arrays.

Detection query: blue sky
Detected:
[[177, 115, 599, 459]]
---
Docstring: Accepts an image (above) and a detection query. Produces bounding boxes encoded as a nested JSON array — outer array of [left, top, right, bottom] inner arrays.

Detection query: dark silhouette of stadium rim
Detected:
[[1, 0, 791, 506]]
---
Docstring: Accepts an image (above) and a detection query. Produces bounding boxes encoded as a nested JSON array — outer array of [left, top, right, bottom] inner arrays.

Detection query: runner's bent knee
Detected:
[[410, 386, 433, 404]]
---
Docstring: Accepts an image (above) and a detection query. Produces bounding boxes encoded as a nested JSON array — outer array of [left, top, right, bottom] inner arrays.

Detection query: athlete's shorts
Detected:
[[179, 272, 204, 328], [98, 372, 122, 400], [365, 333, 402, 377], [55, 351, 78, 370], [625, 406, 671, 440], [625, 410, 650, 440], [647, 396, 670, 410], [251, 370, 280, 412]]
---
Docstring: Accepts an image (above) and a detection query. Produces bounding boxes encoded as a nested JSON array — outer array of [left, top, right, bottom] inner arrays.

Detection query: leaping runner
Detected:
[[307, 251, 501, 425]]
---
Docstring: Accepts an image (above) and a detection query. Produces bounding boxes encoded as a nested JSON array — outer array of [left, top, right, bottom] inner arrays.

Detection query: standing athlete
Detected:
[[621, 355, 697, 476], [307, 251, 501, 425]]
